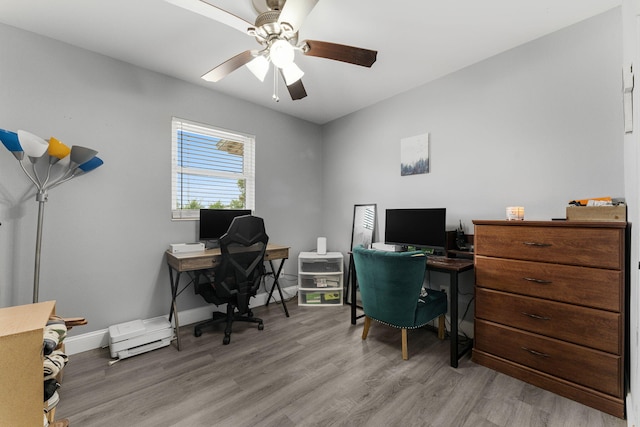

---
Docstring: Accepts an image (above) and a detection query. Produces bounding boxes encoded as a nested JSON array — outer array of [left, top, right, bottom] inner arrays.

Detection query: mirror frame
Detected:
[[346, 204, 377, 306], [350, 204, 377, 250]]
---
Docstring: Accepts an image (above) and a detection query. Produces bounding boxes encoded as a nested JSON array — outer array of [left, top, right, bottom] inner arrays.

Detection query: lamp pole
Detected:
[[33, 190, 48, 303]]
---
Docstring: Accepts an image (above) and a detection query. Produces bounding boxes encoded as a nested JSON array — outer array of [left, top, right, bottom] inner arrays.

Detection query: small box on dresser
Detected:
[[472, 220, 628, 418]]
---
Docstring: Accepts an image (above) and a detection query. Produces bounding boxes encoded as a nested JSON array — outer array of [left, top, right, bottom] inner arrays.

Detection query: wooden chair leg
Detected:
[[438, 314, 446, 340], [362, 316, 371, 340], [401, 328, 408, 360]]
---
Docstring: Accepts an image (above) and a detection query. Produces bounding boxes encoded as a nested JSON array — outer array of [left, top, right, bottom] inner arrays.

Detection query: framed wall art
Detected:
[[401, 132, 429, 176]]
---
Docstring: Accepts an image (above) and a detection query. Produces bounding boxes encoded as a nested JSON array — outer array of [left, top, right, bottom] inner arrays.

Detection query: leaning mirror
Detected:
[[350, 204, 376, 251], [346, 204, 376, 307]]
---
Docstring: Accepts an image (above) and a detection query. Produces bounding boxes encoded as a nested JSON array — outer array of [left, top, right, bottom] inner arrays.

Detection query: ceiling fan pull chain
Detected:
[[272, 63, 280, 102]]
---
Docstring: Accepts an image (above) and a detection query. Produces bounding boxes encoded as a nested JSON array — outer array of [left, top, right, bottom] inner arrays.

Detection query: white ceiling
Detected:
[[0, 0, 622, 124]]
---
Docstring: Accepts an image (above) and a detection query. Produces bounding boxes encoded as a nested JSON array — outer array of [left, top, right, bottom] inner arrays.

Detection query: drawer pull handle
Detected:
[[522, 241, 552, 247], [522, 277, 552, 284], [522, 312, 551, 320], [521, 347, 550, 358]]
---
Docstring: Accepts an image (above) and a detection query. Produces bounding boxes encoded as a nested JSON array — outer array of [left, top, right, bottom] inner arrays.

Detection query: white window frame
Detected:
[[171, 117, 255, 220]]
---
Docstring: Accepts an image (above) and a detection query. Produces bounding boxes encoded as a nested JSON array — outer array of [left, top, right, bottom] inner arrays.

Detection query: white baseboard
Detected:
[[627, 393, 635, 427], [64, 285, 298, 355]]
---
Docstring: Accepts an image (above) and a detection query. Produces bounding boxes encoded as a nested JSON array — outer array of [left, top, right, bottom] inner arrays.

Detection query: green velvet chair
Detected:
[[352, 245, 448, 360]]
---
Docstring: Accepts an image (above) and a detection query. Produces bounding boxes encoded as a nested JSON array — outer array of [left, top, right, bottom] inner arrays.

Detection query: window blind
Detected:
[[171, 118, 255, 219]]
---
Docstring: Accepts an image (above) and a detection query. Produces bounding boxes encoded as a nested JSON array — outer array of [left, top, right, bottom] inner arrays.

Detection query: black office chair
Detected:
[[193, 215, 268, 344]]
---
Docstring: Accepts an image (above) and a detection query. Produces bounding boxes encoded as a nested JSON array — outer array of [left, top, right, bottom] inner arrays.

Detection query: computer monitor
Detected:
[[384, 208, 447, 254], [199, 209, 252, 247]]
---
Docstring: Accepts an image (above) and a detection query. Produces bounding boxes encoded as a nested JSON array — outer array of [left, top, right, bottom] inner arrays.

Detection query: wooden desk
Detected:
[[349, 253, 474, 368], [425, 256, 474, 368], [165, 243, 290, 350]]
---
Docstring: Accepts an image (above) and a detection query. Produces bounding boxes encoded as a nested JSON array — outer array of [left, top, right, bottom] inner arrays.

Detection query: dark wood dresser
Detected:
[[472, 220, 628, 418]]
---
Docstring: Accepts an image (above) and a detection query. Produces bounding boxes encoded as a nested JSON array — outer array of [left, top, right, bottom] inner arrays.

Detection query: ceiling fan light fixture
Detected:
[[171, 0, 375, 102], [269, 39, 295, 68], [282, 62, 304, 86], [246, 55, 270, 82]]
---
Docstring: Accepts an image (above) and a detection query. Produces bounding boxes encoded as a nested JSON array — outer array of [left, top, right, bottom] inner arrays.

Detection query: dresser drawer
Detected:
[[475, 288, 620, 354], [475, 319, 622, 397], [475, 256, 622, 312], [474, 224, 623, 269]]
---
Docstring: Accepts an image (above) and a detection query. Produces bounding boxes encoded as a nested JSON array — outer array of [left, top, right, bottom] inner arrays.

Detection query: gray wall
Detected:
[[0, 23, 323, 333], [321, 8, 624, 336]]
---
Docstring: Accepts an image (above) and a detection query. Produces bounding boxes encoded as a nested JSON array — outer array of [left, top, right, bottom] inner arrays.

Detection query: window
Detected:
[[171, 117, 255, 219]]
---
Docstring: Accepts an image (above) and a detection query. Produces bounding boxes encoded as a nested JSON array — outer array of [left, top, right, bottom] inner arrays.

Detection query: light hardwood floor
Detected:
[[55, 300, 627, 427]]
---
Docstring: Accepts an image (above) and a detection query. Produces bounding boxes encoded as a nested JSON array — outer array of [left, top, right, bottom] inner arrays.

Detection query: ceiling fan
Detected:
[[165, 0, 378, 101]]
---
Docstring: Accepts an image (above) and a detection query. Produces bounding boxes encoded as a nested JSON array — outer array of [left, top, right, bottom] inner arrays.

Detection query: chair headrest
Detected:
[[221, 215, 269, 246]]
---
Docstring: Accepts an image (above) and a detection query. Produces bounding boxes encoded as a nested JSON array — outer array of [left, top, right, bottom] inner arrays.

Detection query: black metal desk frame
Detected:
[[166, 245, 289, 350]]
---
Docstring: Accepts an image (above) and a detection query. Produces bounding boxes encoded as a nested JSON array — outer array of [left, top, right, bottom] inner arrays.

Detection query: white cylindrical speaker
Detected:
[[317, 237, 327, 255]]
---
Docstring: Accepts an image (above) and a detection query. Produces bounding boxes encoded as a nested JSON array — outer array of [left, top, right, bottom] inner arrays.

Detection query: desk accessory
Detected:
[[169, 242, 205, 253], [506, 206, 525, 220], [0, 128, 103, 302], [372, 242, 401, 252], [317, 237, 327, 255]]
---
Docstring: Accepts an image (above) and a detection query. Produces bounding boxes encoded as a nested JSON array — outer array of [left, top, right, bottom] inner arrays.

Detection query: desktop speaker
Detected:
[[317, 237, 327, 255]]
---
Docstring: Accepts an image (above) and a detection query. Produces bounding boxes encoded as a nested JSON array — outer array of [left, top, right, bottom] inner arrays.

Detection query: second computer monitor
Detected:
[[384, 208, 446, 253]]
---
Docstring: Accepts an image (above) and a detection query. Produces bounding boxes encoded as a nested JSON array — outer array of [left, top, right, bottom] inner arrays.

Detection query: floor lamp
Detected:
[[0, 128, 104, 303]]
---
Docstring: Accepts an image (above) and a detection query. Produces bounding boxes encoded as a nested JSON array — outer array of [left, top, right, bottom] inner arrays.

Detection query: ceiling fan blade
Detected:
[[302, 40, 377, 67], [277, 0, 319, 32], [202, 50, 256, 82], [165, 0, 254, 34], [280, 72, 307, 100]]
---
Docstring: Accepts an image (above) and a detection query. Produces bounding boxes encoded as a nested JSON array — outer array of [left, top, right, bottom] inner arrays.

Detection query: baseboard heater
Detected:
[[108, 318, 173, 361]]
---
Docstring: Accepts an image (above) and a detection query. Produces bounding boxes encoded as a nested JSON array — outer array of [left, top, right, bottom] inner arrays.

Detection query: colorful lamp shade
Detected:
[[69, 145, 98, 169], [47, 137, 71, 164], [0, 128, 22, 152], [0, 129, 24, 160], [17, 130, 49, 160], [78, 156, 103, 173]]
